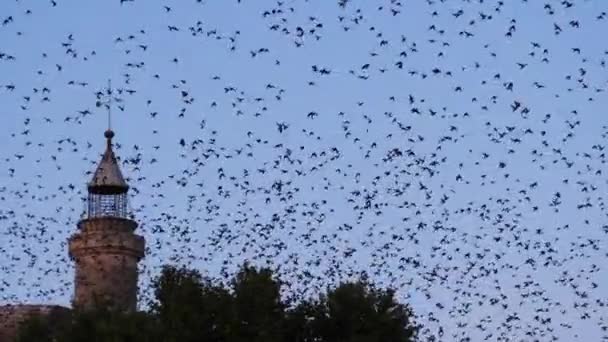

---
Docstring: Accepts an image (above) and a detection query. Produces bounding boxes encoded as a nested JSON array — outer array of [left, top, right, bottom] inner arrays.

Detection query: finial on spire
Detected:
[[104, 129, 115, 150]]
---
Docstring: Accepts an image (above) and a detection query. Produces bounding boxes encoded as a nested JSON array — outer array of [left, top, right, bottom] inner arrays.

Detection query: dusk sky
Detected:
[[1, 0, 607, 340]]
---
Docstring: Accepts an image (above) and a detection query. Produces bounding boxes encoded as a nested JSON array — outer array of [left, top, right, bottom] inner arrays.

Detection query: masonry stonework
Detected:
[[69, 218, 144, 311]]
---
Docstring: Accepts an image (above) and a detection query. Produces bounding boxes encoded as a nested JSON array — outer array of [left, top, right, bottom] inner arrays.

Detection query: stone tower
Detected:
[[68, 129, 145, 312]]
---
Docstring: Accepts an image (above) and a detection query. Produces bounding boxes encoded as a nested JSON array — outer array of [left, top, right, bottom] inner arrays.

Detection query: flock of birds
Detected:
[[1, 0, 607, 341]]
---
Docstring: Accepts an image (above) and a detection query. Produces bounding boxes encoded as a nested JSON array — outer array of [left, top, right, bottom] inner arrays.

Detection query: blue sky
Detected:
[[1, 0, 607, 340]]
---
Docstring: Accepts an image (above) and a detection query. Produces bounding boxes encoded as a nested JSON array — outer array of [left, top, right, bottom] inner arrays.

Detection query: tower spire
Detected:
[[89, 128, 127, 197]]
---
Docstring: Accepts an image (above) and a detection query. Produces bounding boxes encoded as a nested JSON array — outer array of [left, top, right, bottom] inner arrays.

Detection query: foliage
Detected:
[[17, 306, 158, 342], [17, 264, 418, 342]]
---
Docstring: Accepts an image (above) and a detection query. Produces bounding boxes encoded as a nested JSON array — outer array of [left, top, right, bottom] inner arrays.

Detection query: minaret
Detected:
[[68, 129, 145, 312]]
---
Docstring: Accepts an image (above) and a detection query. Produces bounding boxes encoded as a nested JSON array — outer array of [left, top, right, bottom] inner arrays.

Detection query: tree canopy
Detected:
[[17, 264, 418, 342]]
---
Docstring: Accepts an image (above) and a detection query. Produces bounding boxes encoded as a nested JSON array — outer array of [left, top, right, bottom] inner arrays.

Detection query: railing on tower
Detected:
[[87, 193, 128, 218]]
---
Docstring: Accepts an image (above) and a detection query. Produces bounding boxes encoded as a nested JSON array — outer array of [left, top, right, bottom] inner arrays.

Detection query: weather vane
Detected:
[[107, 79, 112, 130], [95, 79, 122, 131]]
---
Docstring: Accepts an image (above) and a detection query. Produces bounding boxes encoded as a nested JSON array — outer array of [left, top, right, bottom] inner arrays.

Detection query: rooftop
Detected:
[[88, 129, 128, 194]]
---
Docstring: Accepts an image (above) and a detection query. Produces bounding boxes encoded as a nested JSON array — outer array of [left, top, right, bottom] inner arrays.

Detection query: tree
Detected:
[[317, 281, 417, 341], [17, 264, 419, 342], [284, 298, 326, 342], [17, 306, 157, 342], [15, 307, 70, 342], [229, 263, 286, 342], [151, 265, 232, 342], [285, 281, 417, 342]]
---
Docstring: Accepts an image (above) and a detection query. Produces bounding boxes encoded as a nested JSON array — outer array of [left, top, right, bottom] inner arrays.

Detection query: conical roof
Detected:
[[88, 129, 129, 194]]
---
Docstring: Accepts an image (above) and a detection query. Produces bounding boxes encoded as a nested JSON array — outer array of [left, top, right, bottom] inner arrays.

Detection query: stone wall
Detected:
[[0, 304, 69, 341], [72, 253, 140, 311], [69, 217, 144, 312]]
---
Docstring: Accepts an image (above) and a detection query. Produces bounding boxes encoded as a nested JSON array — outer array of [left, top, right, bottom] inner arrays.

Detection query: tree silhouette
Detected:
[[17, 264, 419, 342], [229, 264, 286, 341], [318, 281, 416, 341], [150, 265, 230, 341], [17, 306, 157, 342]]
